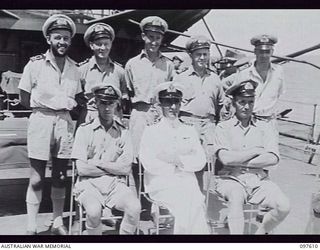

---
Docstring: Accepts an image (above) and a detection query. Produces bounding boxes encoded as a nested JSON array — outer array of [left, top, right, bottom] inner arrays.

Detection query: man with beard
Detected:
[[124, 16, 174, 215], [18, 14, 81, 235], [212, 79, 290, 234], [174, 35, 226, 191], [139, 81, 209, 234], [71, 84, 140, 235], [77, 23, 127, 127], [232, 35, 285, 125]]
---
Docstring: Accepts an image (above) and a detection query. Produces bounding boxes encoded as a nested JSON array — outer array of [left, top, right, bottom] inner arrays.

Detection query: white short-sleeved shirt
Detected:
[[18, 50, 81, 110], [174, 66, 225, 117], [125, 50, 174, 103], [71, 118, 133, 173], [79, 56, 126, 98], [233, 62, 285, 117], [213, 116, 280, 173]]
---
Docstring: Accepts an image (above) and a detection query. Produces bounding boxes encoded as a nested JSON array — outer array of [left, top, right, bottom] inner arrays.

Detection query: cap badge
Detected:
[[55, 18, 68, 26], [167, 84, 176, 93], [260, 35, 269, 43], [151, 20, 161, 26], [105, 86, 115, 95], [244, 82, 254, 90], [94, 25, 105, 32]]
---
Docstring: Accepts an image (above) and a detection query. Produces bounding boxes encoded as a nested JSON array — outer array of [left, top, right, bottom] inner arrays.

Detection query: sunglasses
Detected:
[[159, 97, 182, 106]]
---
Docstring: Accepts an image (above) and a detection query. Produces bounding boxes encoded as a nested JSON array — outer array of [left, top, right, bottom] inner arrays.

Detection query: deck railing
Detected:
[[278, 99, 320, 164], [278, 99, 318, 143]]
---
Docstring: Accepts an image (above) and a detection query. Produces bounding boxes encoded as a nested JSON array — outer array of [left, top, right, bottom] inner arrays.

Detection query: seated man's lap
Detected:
[[215, 178, 247, 202], [150, 178, 204, 209], [248, 179, 285, 208], [111, 181, 139, 211], [76, 178, 136, 212], [76, 181, 105, 210], [215, 178, 287, 214]]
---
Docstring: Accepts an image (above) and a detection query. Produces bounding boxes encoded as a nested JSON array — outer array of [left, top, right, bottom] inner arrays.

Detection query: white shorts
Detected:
[[27, 109, 74, 161], [75, 175, 133, 209], [214, 176, 284, 206]]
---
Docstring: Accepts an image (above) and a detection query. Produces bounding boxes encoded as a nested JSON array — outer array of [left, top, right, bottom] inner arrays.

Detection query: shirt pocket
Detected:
[[64, 78, 80, 97]]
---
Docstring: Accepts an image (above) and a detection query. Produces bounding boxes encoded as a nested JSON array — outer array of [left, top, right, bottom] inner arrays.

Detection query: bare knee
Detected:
[[29, 174, 43, 191], [29, 159, 46, 190], [275, 194, 291, 219], [124, 198, 141, 219], [227, 190, 246, 210], [85, 205, 102, 227]]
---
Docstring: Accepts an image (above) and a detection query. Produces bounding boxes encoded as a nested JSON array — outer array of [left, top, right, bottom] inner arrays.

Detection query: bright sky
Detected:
[[172, 9, 320, 58]]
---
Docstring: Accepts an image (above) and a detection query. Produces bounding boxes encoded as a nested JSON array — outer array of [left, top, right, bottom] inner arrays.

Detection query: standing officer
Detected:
[[71, 84, 140, 235], [212, 79, 290, 234], [172, 55, 185, 74], [216, 49, 246, 82], [77, 23, 127, 127], [174, 35, 226, 190], [139, 81, 209, 234], [233, 34, 285, 123], [124, 16, 174, 194], [217, 50, 247, 120], [18, 14, 82, 235]]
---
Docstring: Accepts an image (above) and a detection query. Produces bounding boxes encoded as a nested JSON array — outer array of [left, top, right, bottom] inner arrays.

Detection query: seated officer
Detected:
[[212, 79, 290, 234], [71, 84, 140, 235], [139, 81, 210, 234]]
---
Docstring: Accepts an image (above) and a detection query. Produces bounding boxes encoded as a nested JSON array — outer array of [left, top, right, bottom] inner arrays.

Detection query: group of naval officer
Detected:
[[17, 13, 290, 235]]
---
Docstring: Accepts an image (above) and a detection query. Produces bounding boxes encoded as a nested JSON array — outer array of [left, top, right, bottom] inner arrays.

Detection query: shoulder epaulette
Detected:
[[77, 58, 90, 67], [162, 54, 173, 61], [115, 119, 126, 129], [237, 62, 251, 71], [271, 62, 281, 69], [79, 119, 94, 127], [177, 67, 188, 74], [30, 54, 45, 62], [113, 61, 123, 68], [68, 57, 77, 65], [207, 67, 218, 74]]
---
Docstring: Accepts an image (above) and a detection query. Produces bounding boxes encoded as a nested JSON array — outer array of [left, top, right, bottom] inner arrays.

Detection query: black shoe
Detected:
[[51, 225, 68, 235]]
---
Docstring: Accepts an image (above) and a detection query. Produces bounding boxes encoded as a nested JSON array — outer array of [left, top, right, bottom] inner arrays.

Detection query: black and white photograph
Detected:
[[0, 9, 319, 240]]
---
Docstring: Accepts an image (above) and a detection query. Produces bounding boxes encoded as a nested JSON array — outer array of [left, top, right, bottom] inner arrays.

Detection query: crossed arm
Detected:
[[214, 121, 280, 169], [73, 128, 133, 177], [217, 147, 279, 169]]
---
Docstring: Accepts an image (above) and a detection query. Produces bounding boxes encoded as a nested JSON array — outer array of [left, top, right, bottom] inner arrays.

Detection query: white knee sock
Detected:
[[119, 214, 138, 235], [86, 223, 102, 235], [228, 214, 245, 234], [51, 186, 65, 227], [26, 185, 42, 232]]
